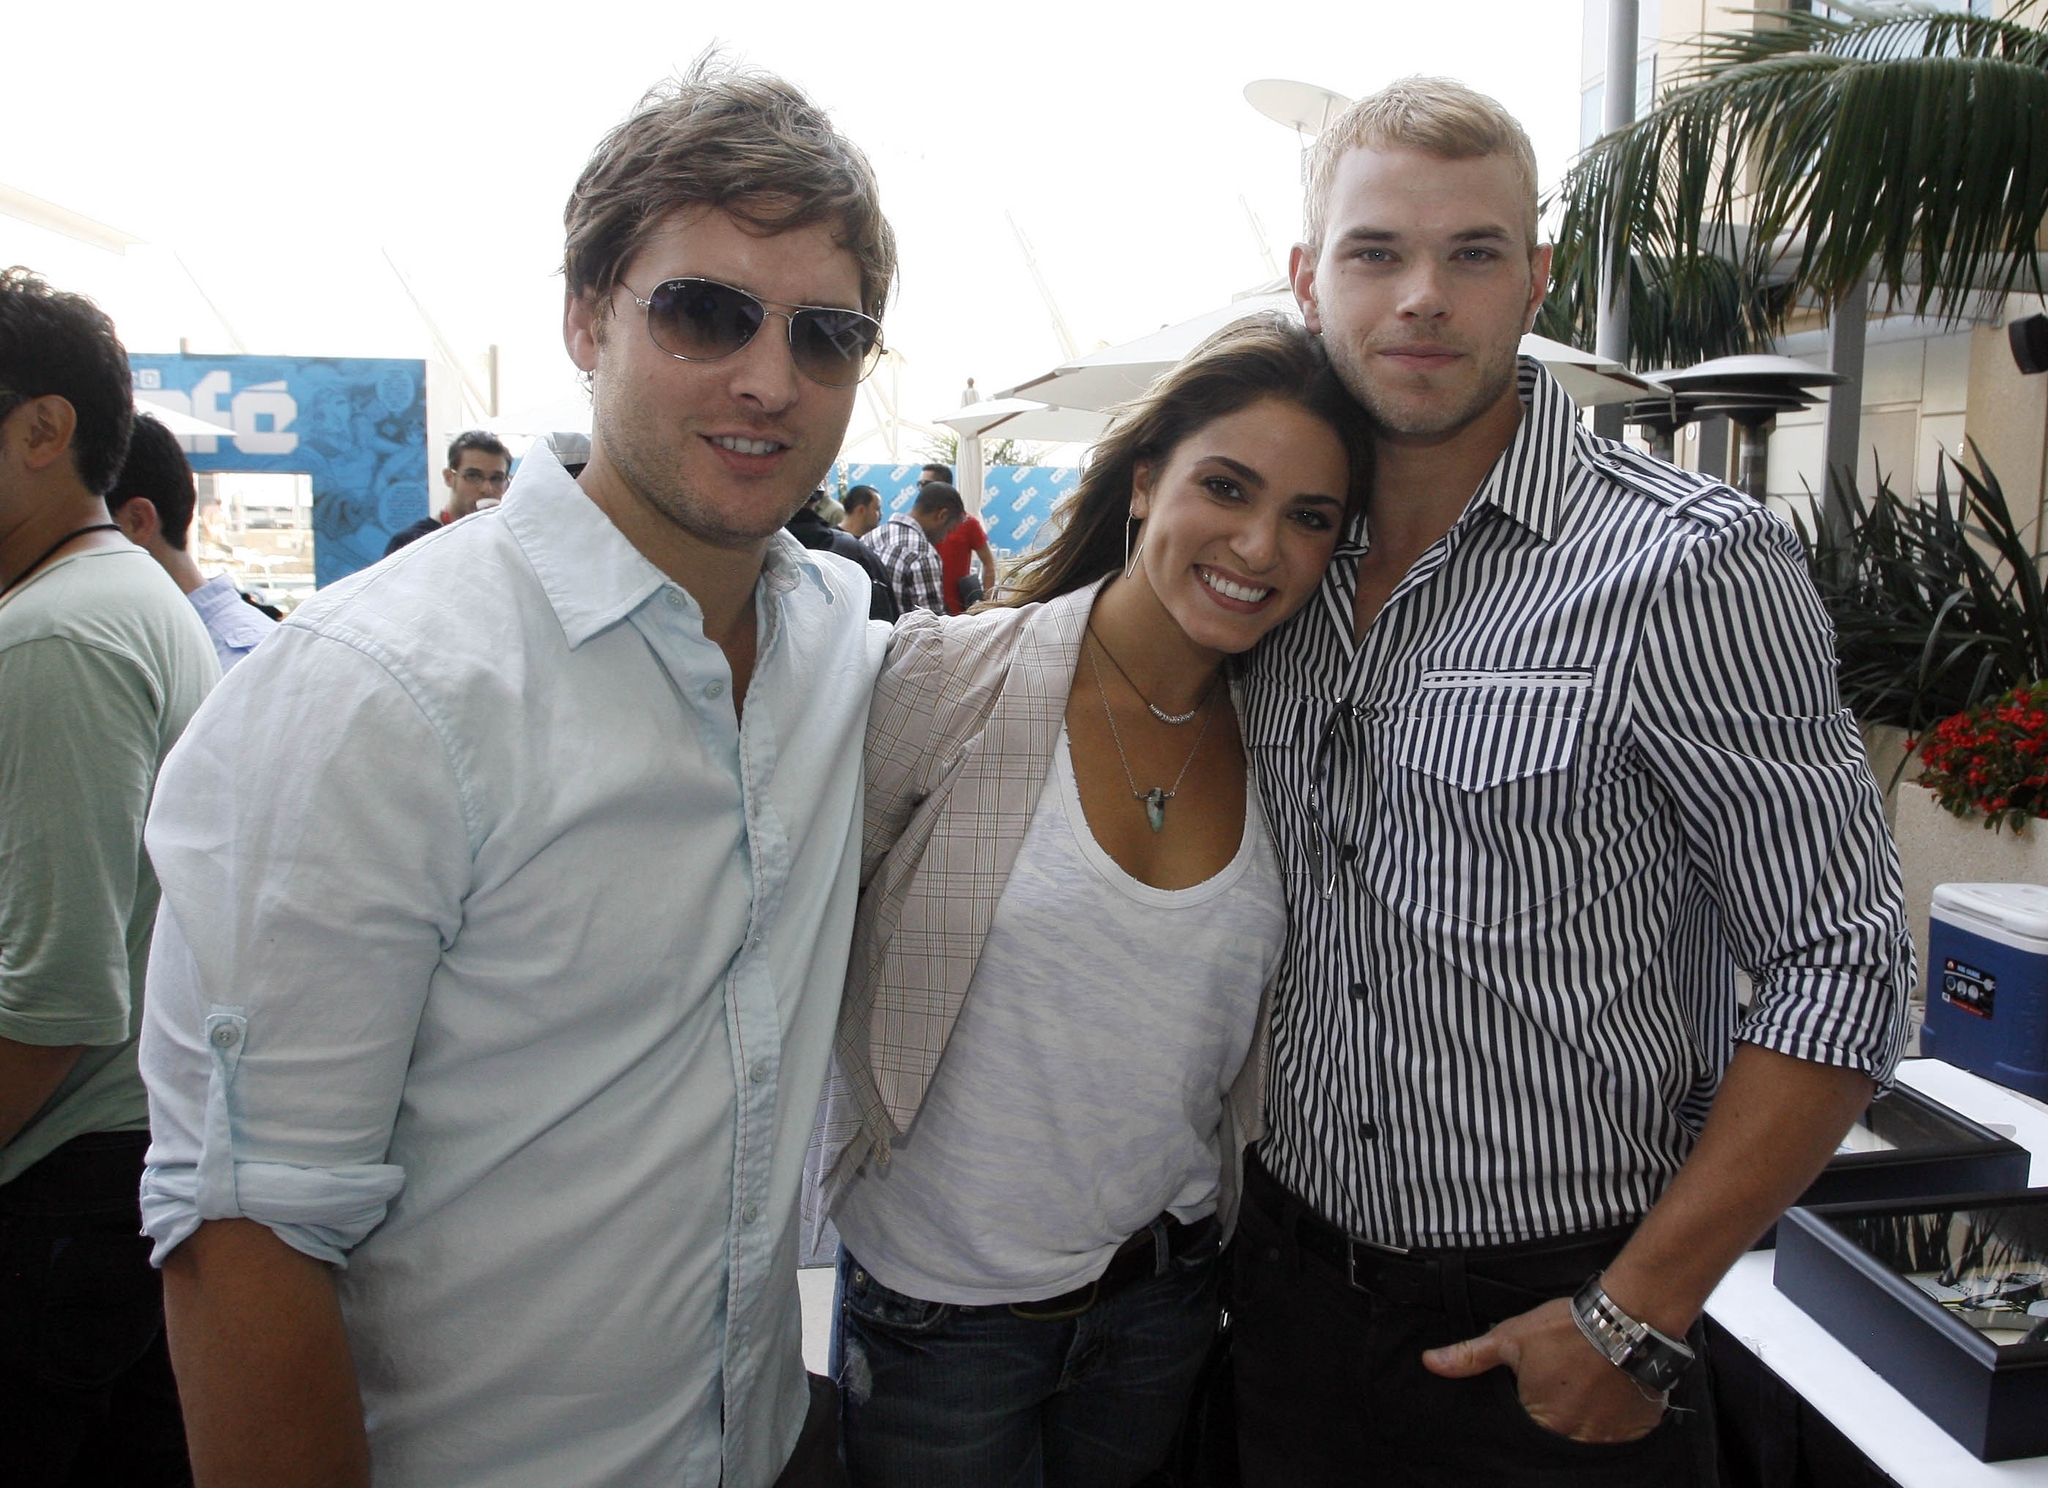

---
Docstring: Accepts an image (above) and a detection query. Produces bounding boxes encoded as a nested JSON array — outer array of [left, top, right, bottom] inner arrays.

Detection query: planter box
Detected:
[[1894, 785, 2048, 996], [1775, 1194, 2048, 1461], [1755, 1082, 2034, 1247]]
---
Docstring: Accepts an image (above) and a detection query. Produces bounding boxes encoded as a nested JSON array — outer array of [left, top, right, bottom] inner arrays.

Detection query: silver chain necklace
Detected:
[[1085, 638, 1216, 833], [1086, 626, 1203, 724]]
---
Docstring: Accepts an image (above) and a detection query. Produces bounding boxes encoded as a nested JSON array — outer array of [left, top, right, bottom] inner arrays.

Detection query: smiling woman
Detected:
[[809, 312, 1373, 1488]]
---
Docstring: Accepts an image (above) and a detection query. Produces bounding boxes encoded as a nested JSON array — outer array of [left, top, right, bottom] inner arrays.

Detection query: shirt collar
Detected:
[[1335, 356, 1583, 556], [501, 443, 811, 650], [1465, 357, 1582, 544]]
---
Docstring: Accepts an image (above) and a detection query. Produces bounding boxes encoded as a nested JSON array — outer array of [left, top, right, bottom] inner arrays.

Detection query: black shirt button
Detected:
[[1360, 1120, 1380, 1140], [1349, 982, 1368, 1001]]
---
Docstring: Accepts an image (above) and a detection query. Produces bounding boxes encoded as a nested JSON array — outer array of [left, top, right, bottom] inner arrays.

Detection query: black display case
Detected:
[[1755, 1082, 2032, 1247], [1775, 1193, 2048, 1461]]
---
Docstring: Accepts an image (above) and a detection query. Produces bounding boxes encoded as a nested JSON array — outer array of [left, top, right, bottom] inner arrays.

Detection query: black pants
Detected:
[[0, 1131, 190, 1487], [1230, 1154, 1716, 1488], [773, 1372, 850, 1488]]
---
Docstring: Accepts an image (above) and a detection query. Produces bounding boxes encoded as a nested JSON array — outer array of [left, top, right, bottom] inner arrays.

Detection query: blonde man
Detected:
[[1230, 76, 1909, 1485]]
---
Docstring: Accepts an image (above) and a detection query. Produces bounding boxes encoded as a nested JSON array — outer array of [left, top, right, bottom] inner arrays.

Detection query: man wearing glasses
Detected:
[[139, 61, 894, 1488], [1229, 79, 1910, 1486], [381, 430, 513, 555]]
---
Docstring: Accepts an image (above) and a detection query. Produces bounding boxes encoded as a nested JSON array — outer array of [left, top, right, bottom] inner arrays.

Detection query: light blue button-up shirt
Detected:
[[184, 571, 276, 673], [138, 447, 888, 1487]]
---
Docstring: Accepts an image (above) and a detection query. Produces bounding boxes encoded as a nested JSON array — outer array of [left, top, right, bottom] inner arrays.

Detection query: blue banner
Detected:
[[977, 465, 1078, 554], [129, 354, 428, 588], [831, 461, 1079, 556]]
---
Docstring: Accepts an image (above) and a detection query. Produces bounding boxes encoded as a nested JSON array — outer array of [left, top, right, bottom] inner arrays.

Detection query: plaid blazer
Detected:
[[802, 580, 1275, 1253]]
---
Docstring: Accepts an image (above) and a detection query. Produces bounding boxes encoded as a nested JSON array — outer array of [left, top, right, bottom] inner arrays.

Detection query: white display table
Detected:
[[1704, 1058, 2048, 1484]]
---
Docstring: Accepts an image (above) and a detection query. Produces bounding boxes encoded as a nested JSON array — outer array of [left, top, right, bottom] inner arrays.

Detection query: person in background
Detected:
[[0, 267, 216, 1486], [107, 412, 278, 672], [815, 492, 847, 527], [787, 487, 897, 621], [1230, 77, 1910, 1486], [840, 483, 882, 539], [138, 60, 895, 1488], [936, 501, 997, 612], [863, 481, 960, 615], [812, 314, 1369, 1487], [918, 461, 951, 488], [382, 430, 513, 555]]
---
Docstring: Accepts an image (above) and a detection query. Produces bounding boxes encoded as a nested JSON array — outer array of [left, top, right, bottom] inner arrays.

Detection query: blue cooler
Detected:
[[1920, 882, 2048, 1099]]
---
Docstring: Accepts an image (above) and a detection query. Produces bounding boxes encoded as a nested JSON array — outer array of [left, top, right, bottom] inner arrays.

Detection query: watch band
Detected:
[[1570, 1273, 1696, 1395]]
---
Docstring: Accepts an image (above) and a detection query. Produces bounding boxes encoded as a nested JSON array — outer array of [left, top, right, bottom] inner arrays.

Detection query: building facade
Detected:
[[1576, 0, 2044, 539]]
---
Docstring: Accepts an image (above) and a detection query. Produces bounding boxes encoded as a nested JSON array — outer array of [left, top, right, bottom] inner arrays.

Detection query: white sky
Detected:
[[2, 0, 1584, 461]]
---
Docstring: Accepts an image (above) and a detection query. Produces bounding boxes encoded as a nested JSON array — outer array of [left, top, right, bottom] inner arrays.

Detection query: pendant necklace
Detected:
[[1086, 638, 1216, 833], [1086, 625, 1203, 723]]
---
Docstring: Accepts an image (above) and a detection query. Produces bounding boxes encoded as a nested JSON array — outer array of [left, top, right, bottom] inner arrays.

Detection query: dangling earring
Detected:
[[1124, 512, 1145, 579]]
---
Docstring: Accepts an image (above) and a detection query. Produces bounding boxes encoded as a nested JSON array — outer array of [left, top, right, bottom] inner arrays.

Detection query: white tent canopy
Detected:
[[999, 296, 1656, 413]]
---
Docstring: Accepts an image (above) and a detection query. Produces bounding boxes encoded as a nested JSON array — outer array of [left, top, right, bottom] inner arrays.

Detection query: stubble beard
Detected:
[[1324, 329, 1523, 443], [593, 399, 816, 552]]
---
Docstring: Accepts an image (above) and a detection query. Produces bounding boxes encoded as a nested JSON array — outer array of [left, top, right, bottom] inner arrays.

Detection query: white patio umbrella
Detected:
[[134, 396, 233, 440], [1516, 333, 1661, 406], [935, 398, 1112, 444], [999, 296, 1657, 411]]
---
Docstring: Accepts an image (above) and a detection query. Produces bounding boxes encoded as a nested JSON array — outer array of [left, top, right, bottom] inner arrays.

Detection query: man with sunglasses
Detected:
[[382, 430, 514, 555], [1229, 79, 1910, 1486], [138, 62, 894, 1488]]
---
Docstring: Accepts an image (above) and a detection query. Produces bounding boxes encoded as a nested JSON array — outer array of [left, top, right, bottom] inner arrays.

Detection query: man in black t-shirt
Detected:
[[787, 490, 896, 621]]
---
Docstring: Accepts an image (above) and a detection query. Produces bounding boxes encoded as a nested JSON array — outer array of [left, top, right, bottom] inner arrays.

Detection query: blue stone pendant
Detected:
[[1144, 788, 1167, 833]]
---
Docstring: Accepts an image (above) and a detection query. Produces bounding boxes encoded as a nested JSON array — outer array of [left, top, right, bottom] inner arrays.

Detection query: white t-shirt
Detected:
[[833, 726, 1286, 1305]]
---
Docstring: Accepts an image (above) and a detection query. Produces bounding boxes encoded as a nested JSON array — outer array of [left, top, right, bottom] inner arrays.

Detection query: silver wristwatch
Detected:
[[1570, 1274, 1696, 1395]]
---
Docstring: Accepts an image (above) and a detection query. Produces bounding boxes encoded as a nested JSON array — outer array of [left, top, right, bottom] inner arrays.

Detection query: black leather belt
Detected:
[[1243, 1152, 1632, 1329], [1008, 1214, 1208, 1321]]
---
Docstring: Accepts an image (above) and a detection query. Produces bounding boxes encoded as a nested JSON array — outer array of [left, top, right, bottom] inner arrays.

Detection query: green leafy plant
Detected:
[[1911, 680, 2048, 832], [1548, 2, 2048, 365], [1798, 445, 2048, 734], [915, 431, 1043, 472]]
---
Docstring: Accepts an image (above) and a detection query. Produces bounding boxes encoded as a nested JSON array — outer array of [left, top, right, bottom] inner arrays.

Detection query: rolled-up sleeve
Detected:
[[138, 626, 470, 1266], [1630, 507, 1914, 1084]]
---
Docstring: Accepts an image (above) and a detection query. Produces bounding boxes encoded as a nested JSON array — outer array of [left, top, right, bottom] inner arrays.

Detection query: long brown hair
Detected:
[[1000, 313, 1371, 608]]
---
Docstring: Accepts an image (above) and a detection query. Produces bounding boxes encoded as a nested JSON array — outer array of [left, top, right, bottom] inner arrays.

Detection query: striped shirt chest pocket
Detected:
[[1374, 669, 1597, 926], [1396, 670, 1593, 791]]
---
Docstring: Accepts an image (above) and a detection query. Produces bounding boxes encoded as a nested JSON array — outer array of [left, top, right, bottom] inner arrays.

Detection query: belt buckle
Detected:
[[1008, 1279, 1098, 1323], [1345, 1235, 1412, 1296]]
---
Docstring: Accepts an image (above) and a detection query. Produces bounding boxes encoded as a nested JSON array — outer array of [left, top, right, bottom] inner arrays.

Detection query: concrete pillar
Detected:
[[1593, 0, 1641, 442], [1821, 278, 1869, 545], [1697, 414, 1731, 482], [1964, 305, 2048, 548]]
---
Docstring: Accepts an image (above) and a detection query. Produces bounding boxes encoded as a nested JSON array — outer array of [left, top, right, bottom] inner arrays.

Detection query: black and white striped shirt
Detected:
[[1241, 360, 1913, 1249]]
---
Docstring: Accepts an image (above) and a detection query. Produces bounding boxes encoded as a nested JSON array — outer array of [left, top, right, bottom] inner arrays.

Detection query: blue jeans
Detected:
[[835, 1219, 1222, 1488]]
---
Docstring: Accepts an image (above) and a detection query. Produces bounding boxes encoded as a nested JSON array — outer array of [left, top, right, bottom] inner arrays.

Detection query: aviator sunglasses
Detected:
[[623, 277, 885, 388]]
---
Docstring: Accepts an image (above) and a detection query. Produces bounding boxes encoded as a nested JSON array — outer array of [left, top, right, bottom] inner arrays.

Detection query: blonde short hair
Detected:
[[1303, 76, 1540, 258]]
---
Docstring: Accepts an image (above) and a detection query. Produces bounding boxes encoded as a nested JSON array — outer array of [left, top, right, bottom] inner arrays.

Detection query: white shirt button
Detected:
[[664, 590, 683, 608], [749, 1060, 769, 1084], [741, 1202, 760, 1225], [706, 681, 725, 699], [210, 1024, 240, 1049]]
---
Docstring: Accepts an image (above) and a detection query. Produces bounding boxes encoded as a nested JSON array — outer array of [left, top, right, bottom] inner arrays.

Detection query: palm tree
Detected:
[[1546, 2, 2048, 371]]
